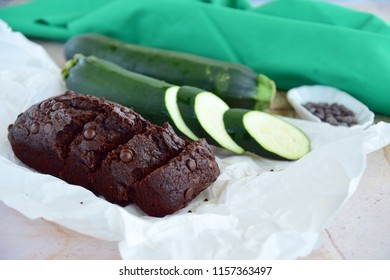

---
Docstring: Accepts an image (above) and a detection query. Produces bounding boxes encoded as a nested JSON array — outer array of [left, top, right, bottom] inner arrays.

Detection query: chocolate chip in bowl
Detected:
[[303, 102, 358, 127], [287, 85, 375, 129]]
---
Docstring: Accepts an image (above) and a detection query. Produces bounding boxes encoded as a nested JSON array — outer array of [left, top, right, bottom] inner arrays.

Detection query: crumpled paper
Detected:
[[1, 20, 390, 259]]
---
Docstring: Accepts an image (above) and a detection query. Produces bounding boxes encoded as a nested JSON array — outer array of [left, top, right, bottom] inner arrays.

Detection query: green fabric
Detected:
[[255, 0, 390, 36], [1, 0, 389, 116]]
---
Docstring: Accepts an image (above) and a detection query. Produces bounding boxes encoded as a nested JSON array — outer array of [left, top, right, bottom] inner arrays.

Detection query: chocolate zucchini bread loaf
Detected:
[[7, 91, 220, 217]]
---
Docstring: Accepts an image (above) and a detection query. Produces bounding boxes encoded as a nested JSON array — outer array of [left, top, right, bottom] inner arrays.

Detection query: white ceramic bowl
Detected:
[[287, 85, 375, 129]]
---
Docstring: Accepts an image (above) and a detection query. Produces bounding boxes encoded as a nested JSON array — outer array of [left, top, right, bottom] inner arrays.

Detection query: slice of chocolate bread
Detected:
[[93, 123, 189, 203], [129, 139, 220, 217], [7, 93, 97, 176]]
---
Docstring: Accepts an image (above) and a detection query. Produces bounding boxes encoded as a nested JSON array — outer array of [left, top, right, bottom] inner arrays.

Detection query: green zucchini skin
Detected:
[[223, 109, 311, 160], [176, 87, 245, 154], [64, 34, 275, 110], [223, 109, 284, 160], [63, 55, 173, 126], [175, 86, 210, 142]]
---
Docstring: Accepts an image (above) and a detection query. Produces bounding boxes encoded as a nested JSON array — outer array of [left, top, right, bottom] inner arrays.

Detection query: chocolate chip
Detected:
[[39, 101, 50, 109], [53, 111, 61, 119], [186, 158, 196, 171], [29, 109, 39, 118], [303, 102, 358, 127], [43, 122, 53, 134], [120, 149, 133, 163], [30, 123, 39, 134], [58, 95, 71, 101], [184, 188, 194, 201], [83, 128, 96, 140], [342, 116, 357, 125], [51, 102, 63, 111], [325, 116, 338, 126]]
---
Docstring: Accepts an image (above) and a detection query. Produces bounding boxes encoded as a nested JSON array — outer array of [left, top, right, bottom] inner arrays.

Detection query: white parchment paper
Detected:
[[1, 20, 390, 259]]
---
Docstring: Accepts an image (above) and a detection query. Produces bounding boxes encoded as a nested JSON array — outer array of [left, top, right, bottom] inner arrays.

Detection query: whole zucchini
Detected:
[[64, 33, 276, 111], [62, 54, 310, 160]]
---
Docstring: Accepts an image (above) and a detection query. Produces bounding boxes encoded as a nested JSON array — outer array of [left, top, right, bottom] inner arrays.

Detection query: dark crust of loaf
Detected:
[[8, 91, 151, 189], [93, 122, 189, 203], [7, 91, 220, 217], [129, 139, 220, 217], [7, 95, 96, 176]]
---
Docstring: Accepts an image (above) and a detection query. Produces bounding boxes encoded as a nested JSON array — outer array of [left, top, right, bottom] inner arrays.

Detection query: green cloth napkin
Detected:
[[1, 0, 389, 116]]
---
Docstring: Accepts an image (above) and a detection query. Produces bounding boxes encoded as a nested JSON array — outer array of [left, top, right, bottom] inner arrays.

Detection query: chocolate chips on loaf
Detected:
[[7, 91, 220, 217]]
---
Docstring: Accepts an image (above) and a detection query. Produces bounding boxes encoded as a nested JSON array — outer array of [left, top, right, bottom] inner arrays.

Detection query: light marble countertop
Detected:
[[1, 1, 390, 260]]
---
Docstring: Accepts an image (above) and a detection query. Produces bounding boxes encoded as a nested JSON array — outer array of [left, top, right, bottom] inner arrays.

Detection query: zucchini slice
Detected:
[[177, 87, 244, 154], [164, 86, 198, 141], [223, 109, 310, 160]]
